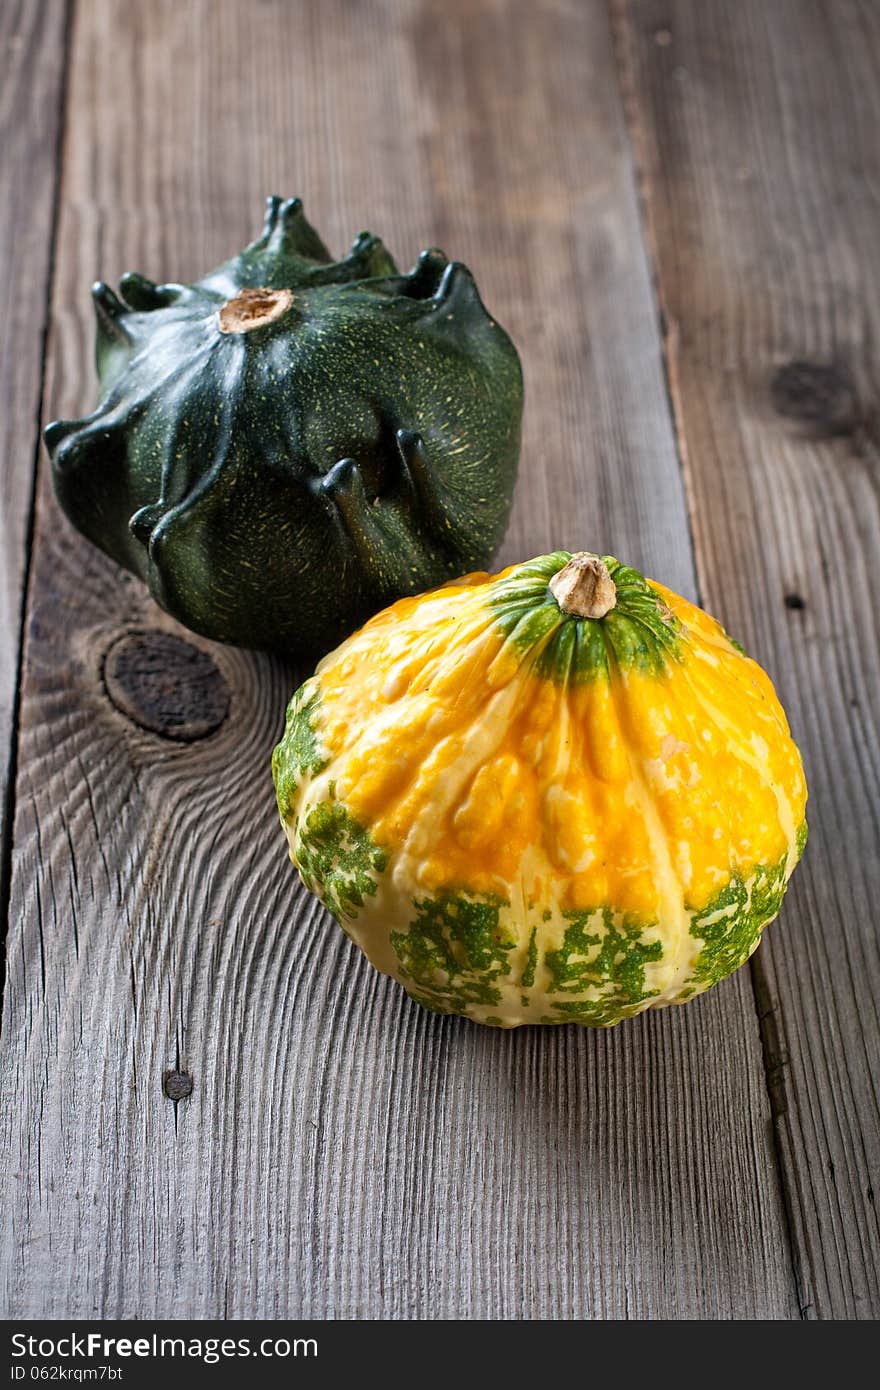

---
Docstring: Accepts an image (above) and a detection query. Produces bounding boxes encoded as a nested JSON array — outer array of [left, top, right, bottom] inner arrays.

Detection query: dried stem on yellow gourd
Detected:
[[549, 553, 617, 619], [218, 287, 294, 334]]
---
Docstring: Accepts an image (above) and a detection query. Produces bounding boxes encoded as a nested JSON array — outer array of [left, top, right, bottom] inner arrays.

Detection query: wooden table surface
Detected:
[[1, 0, 878, 1321]]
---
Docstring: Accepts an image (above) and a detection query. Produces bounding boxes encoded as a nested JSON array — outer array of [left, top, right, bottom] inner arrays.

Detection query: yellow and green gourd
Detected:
[[273, 550, 808, 1026]]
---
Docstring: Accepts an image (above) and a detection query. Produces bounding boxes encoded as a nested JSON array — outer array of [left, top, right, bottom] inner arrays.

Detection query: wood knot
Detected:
[[103, 630, 230, 741], [163, 1069, 194, 1100], [771, 360, 860, 436]]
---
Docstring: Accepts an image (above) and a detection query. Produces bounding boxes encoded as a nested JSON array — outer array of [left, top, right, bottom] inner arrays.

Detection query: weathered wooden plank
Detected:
[[0, 0, 69, 941], [620, 0, 880, 1319], [0, 0, 797, 1317]]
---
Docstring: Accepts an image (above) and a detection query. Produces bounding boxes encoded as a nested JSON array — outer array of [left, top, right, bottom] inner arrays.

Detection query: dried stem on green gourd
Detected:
[[217, 286, 294, 334], [549, 552, 617, 619]]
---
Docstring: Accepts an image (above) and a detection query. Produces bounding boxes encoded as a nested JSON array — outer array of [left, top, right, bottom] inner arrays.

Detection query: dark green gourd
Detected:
[[46, 197, 523, 656]]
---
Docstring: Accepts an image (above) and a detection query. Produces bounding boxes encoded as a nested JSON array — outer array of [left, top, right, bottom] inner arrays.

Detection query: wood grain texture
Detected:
[[620, 0, 880, 1319], [0, 0, 69, 926], [0, 0, 797, 1318]]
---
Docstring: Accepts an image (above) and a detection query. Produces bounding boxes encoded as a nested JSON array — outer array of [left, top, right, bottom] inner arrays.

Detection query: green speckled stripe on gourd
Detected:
[[382, 843, 794, 1025], [390, 895, 514, 1013], [272, 681, 326, 819], [296, 799, 387, 925]]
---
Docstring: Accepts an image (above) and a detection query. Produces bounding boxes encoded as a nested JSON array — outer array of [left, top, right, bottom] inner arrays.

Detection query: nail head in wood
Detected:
[[163, 1070, 194, 1101]]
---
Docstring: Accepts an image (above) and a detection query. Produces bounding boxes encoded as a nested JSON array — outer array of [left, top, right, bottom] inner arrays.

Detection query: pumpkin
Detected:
[[273, 550, 807, 1027], [45, 196, 523, 656]]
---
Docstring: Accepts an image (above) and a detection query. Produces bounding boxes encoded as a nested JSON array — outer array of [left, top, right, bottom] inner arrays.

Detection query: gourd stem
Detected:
[[549, 553, 617, 619], [217, 287, 294, 334]]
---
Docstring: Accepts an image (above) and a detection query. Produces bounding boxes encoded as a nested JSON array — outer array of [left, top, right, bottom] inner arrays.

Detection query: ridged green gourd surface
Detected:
[[45, 197, 523, 656]]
